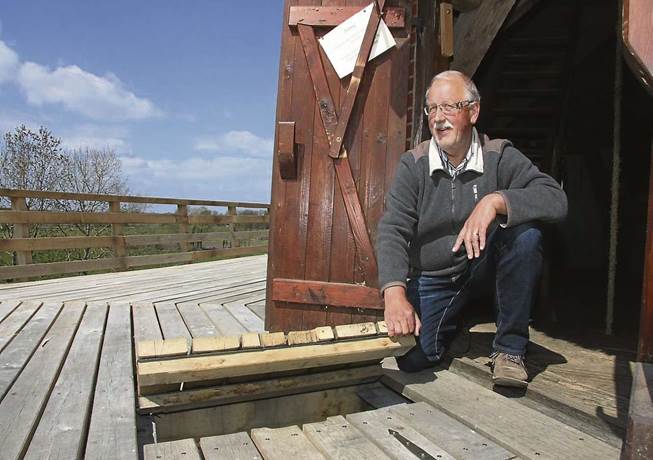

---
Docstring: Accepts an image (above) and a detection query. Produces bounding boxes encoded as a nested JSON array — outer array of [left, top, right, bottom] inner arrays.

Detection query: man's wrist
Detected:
[[490, 192, 507, 215], [383, 285, 406, 301]]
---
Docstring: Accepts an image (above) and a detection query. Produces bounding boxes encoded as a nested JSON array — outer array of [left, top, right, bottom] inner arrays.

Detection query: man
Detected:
[[376, 70, 567, 387]]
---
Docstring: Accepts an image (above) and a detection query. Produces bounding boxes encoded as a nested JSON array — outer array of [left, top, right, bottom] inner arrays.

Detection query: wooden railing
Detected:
[[0, 188, 270, 281]]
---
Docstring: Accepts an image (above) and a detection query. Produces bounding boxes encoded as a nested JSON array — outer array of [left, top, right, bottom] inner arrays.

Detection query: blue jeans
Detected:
[[396, 223, 543, 372]]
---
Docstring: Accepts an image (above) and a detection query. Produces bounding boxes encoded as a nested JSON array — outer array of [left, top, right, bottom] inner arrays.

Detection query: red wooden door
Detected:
[[265, 0, 416, 332]]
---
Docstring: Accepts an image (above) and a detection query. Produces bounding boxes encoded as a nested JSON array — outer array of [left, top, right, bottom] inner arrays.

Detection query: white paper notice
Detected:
[[318, 3, 396, 79]]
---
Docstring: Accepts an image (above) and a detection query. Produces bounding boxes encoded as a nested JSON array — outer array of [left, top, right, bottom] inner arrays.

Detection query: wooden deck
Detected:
[[0, 255, 630, 458], [0, 255, 268, 309]]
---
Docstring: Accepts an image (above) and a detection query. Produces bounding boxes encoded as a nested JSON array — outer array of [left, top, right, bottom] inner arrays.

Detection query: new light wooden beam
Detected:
[[138, 335, 415, 389], [192, 335, 241, 354], [259, 332, 287, 348], [334, 322, 377, 339], [137, 337, 189, 360]]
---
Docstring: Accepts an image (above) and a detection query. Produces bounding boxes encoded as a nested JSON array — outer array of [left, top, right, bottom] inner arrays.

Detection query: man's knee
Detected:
[[504, 223, 543, 256], [396, 341, 442, 372]]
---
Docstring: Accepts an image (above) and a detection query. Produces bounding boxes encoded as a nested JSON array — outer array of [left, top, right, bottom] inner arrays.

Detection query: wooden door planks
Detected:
[[200, 432, 262, 460], [297, 20, 378, 285], [266, 0, 315, 334], [288, 5, 405, 28], [382, 362, 620, 459], [23, 302, 107, 460], [252, 426, 326, 460], [0, 301, 85, 460], [85, 303, 138, 460], [300, 18, 337, 330]]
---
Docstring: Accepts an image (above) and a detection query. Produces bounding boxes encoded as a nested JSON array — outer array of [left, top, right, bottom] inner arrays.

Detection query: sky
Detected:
[[0, 1, 283, 203]]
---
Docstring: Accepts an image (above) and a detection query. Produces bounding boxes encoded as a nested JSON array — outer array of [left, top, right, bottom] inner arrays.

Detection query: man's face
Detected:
[[426, 78, 480, 156]]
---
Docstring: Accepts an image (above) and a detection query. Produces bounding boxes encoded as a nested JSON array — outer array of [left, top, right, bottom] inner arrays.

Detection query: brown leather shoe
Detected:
[[491, 352, 528, 388]]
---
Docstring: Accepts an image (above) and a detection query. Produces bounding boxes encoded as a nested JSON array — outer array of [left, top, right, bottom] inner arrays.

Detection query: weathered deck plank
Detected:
[[177, 280, 266, 305], [345, 407, 456, 459], [0, 299, 20, 323], [0, 302, 85, 460], [382, 361, 621, 459], [85, 303, 138, 460], [0, 255, 267, 303], [224, 302, 265, 332], [24, 302, 107, 460], [143, 438, 202, 460], [178, 302, 219, 337], [251, 426, 326, 460], [200, 432, 262, 460], [154, 301, 191, 340], [201, 302, 248, 336], [389, 402, 514, 459], [0, 301, 63, 398], [131, 302, 163, 343], [0, 300, 42, 352]]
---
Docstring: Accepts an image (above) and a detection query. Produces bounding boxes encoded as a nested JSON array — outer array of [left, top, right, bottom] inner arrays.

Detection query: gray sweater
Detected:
[[376, 135, 568, 293]]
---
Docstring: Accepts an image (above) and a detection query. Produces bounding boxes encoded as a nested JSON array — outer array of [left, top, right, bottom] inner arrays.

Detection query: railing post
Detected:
[[177, 204, 191, 252], [110, 201, 127, 269], [228, 204, 237, 248], [10, 197, 32, 266]]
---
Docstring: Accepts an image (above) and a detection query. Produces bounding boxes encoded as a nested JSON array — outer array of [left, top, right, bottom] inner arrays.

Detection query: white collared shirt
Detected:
[[428, 127, 484, 178]]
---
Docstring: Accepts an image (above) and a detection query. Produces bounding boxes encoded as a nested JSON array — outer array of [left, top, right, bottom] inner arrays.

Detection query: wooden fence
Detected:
[[0, 188, 270, 281]]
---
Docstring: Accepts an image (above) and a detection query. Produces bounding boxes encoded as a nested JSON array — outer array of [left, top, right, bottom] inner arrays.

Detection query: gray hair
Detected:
[[424, 70, 481, 104]]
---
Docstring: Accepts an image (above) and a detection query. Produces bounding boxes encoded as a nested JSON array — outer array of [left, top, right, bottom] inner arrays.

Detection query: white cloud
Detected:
[[17, 62, 162, 120], [0, 41, 19, 84], [193, 130, 273, 158], [119, 154, 272, 202], [121, 155, 270, 181], [0, 39, 161, 121]]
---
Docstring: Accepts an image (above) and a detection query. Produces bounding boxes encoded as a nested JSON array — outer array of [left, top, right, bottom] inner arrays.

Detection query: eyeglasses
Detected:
[[424, 100, 477, 116]]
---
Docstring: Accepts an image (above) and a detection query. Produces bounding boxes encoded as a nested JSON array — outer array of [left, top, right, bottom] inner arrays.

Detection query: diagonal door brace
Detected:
[[297, 1, 386, 285]]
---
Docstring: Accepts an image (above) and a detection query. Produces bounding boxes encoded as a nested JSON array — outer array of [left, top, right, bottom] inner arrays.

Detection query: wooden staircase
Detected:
[[480, 1, 580, 179]]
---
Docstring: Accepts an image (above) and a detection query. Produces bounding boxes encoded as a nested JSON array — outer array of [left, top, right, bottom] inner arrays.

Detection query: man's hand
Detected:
[[452, 192, 507, 258], [383, 286, 421, 337]]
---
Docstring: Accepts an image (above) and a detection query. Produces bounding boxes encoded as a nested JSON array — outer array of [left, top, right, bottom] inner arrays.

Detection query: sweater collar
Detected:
[[428, 127, 484, 176]]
